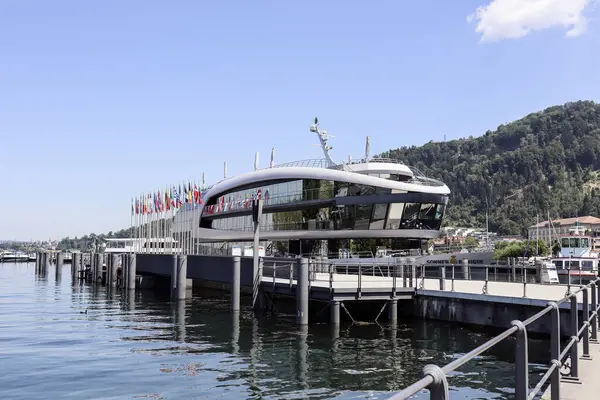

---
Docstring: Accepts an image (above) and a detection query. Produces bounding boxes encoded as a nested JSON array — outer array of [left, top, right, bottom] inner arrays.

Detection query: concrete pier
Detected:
[[127, 253, 136, 290], [296, 257, 309, 325], [176, 254, 187, 300], [232, 256, 241, 312]]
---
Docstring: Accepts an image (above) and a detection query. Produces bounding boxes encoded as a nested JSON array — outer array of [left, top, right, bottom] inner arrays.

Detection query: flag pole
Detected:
[[130, 197, 133, 255]]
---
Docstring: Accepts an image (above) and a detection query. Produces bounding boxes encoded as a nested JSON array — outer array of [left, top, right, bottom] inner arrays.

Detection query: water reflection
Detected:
[[0, 263, 551, 400]]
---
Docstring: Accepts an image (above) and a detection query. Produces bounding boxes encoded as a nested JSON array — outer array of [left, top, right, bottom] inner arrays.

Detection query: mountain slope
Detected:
[[381, 100, 600, 235]]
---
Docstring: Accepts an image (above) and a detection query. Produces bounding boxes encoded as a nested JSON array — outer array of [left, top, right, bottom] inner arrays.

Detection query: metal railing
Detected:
[[387, 277, 600, 400], [417, 263, 597, 297], [261, 257, 422, 298]]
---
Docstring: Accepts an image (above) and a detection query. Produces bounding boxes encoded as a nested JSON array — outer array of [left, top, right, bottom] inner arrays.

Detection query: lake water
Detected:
[[0, 263, 550, 399]]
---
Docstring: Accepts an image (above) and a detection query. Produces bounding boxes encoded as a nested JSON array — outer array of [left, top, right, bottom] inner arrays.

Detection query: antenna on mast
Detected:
[[254, 152, 259, 171], [310, 117, 335, 167]]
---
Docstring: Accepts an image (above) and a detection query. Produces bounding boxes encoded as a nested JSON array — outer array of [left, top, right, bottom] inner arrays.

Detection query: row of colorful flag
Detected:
[[131, 183, 205, 215]]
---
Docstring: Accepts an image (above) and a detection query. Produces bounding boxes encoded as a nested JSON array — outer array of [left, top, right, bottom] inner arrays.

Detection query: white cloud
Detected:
[[467, 0, 592, 42]]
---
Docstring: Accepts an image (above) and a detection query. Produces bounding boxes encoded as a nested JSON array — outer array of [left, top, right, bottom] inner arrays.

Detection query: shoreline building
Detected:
[[528, 216, 600, 250]]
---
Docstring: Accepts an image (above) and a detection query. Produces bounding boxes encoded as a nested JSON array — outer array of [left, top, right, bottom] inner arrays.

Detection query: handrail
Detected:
[[387, 277, 600, 400]]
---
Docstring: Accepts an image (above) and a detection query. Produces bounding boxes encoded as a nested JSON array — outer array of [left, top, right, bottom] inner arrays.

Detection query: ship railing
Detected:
[[387, 276, 600, 400]]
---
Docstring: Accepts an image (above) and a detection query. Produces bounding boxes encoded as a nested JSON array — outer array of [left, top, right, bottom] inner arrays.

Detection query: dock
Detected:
[[32, 251, 600, 399]]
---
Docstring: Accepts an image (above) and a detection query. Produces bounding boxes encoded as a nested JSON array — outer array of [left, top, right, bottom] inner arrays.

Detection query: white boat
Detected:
[[550, 223, 598, 283], [103, 238, 183, 254], [0, 251, 30, 262], [173, 118, 452, 255]]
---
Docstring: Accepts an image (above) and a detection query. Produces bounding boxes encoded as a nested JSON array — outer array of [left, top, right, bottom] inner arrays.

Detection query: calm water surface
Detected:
[[0, 263, 549, 399]]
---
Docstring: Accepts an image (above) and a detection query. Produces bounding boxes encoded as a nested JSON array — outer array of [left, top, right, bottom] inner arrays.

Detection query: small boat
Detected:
[[550, 223, 598, 284]]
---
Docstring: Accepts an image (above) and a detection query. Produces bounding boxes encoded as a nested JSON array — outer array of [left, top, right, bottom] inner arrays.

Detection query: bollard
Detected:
[[127, 253, 136, 290], [171, 254, 178, 299], [176, 254, 187, 300], [296, 257, 309, 325], [548, 302, 561, 400], [388, 299, 398, 324], [330, 300, 340, 325], [592, 282, 598, 342], [511, 320, 529, 400], [232, 256, 241, 312], [582, 288, 591, 359]]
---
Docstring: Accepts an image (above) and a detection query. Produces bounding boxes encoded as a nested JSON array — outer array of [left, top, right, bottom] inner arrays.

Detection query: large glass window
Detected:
[[205, 200, 447, 233], [400, 203, 421, 229], [386, 203, 405, 229], [370, 203, 388, 229]]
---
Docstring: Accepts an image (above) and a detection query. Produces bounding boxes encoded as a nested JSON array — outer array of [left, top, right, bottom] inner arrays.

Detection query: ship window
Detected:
[[581, 238, 590, 248], [400, 203, 421, 229], [570, 238, 579, 248], [561, 238, 570, 248], [553, 260, 563, 267], [435, 204, 445, 220], [582, 261, 593, 270], [386, 203, 405, 229], [370, 203, 388, 229], [419, 204, 436, 220], [354, 204, 372, 230]]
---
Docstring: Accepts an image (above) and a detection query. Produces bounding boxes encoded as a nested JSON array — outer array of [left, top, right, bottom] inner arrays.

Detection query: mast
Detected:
[[536, 214, 539, 256], [310, 117, 335, 167]]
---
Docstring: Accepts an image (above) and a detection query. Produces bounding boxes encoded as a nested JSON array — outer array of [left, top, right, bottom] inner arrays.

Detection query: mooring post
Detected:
[[388, 299, 398, 324], [439, 266, 445, 291], [176, 254, 187, 300], [511, 320, 529, 400], [232, 256, 241, 312], [109, 253, 118, 287], [127, 253, 136, 291], [296, 257, 309, 325], [330, 300, 340, 325], [55, 252, 63, 280], [170, 254, 178, 299], [106, 253, 112, 287], [92, 253, 100, 283]]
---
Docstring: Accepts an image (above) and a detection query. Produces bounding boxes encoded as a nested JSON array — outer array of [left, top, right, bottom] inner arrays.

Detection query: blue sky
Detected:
[[1, 0, 599, 241]]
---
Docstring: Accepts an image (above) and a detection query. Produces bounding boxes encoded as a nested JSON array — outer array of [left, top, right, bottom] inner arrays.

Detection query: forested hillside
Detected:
[[382, 101, 600, 235]]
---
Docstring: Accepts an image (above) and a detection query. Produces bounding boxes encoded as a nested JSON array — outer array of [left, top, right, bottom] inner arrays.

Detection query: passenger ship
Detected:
[[551, 224, 599, 284], [173, 118, 451, 256]]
